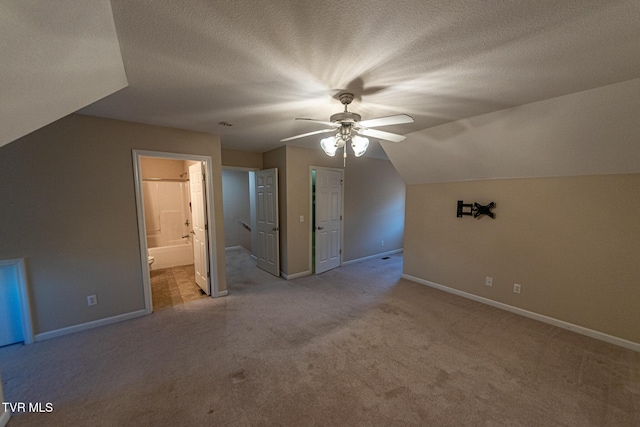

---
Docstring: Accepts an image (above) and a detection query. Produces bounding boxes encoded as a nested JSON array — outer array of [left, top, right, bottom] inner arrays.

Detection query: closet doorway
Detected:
[[310, 167, 344, 274]]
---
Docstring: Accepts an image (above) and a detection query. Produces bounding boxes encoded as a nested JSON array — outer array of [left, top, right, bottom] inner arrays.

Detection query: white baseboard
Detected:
[[281, 270, 311, 280], [34, 309, 148, 342], [402, 274, 640, 353], [0, 410, 10, 427], [343, 248, 403, 266]]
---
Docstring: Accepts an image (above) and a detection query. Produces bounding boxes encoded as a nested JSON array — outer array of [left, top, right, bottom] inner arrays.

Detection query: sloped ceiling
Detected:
[[383, 78, 640, 184], [5, 1, 640, 179], [0, 0, 128, 148]]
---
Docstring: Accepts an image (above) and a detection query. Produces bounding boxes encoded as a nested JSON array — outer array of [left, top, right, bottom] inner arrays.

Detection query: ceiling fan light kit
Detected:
[[281, 92, 413, 164]]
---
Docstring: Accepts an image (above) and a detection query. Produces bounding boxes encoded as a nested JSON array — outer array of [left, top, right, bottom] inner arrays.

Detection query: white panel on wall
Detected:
[[0, 264, 23, 346]]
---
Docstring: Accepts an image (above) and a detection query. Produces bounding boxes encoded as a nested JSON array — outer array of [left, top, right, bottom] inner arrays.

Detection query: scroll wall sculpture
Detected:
[[457, 200, 496, 219]]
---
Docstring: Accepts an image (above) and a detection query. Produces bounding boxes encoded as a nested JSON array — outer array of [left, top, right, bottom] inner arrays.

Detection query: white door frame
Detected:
[[0, 258, 33, 344], [308, 166, 345, 274], [132, 150, 223, 315]]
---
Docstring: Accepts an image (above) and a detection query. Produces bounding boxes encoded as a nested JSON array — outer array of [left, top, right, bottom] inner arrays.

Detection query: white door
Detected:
[[315, 168, 343, 274], [255, 168, 280, 276], [189, 162, 210, 295], [0, 265, 23, 346]]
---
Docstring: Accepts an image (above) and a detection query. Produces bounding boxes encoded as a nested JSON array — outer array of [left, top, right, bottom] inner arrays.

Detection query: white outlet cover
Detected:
[[514, 284, 521, 293], [485, 276, 493, 286]]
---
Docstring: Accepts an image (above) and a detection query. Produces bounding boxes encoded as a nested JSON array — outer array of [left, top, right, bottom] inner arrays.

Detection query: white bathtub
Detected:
[[148, 243, 194, 270]]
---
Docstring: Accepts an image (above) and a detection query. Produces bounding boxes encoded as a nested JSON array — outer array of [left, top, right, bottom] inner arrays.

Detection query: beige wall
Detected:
[[140, 157, 190, 179], [265, 145, 405, 277], [404, 174, 640, 344], [343, 157, 405, 261], [0, 114, 226, 335], [222, 148, 263, 169]]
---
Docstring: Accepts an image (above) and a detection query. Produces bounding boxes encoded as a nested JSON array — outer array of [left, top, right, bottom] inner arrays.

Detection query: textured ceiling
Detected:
[[79, 0, 640, 158], [0, 0, 127, 148]]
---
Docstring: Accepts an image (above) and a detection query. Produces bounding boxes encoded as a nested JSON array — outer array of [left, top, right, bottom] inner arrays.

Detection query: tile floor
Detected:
[[150, 264, 206, 310]]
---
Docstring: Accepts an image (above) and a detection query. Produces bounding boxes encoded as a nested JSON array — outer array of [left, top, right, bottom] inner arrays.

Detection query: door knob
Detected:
[[317, 226, 324, 230], [272, 227, 279, 231]]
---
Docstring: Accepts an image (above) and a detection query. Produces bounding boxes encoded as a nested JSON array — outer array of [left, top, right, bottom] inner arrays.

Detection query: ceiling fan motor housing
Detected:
[[330, 111, 361, 123], [338, 92, 354, 105]]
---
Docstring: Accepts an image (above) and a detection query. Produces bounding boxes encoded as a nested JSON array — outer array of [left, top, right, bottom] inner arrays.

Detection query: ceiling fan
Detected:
[[280, 93, 414, 161]]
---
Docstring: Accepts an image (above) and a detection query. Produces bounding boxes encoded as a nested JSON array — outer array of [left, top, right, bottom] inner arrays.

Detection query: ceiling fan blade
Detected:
[[280, 128, 335, 142], [296, 118, 341, 128], [357, 114, 414, 128], [358, 128, 406, 143]]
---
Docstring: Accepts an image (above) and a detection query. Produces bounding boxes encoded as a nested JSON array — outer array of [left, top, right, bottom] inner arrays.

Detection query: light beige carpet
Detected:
[[1, 250, 638, 426]]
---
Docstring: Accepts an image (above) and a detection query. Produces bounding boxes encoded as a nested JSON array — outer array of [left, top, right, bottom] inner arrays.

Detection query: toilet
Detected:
[[148, 255, 155, 267]]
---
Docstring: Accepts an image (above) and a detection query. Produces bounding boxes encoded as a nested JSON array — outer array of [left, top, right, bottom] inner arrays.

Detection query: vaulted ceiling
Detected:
[[2, 0, 640, 177]]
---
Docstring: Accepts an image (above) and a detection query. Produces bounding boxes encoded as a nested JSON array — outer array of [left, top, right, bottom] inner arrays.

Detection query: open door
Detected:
[[189, 162, 210, 295], [315, 168, 343, 274], [255, 168, 280, 276]]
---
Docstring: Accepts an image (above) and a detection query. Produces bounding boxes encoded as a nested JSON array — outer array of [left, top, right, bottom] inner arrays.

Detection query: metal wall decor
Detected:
[[457, 200, 496, 219]]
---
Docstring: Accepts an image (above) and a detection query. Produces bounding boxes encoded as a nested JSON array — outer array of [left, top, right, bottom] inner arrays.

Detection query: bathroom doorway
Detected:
[[132, 150, 223, 314]]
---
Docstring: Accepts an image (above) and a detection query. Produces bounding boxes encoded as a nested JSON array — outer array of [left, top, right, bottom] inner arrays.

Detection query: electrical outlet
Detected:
[[87, 295, 97, 306], [485, 276, 493, 287], [514, 284, 521, 294], [381, 240, 384, 246], [300, 215, 304, 222]]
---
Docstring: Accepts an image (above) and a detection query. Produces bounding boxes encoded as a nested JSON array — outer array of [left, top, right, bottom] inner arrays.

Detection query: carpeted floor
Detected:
[[1, 250, 638, 426]]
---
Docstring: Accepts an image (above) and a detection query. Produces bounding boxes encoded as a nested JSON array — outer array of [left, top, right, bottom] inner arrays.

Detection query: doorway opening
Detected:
[[132, 150, 223, 314], [310, 167, 344, 274], [221, 167, 258, 260], [221, 167, 280, 280]]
